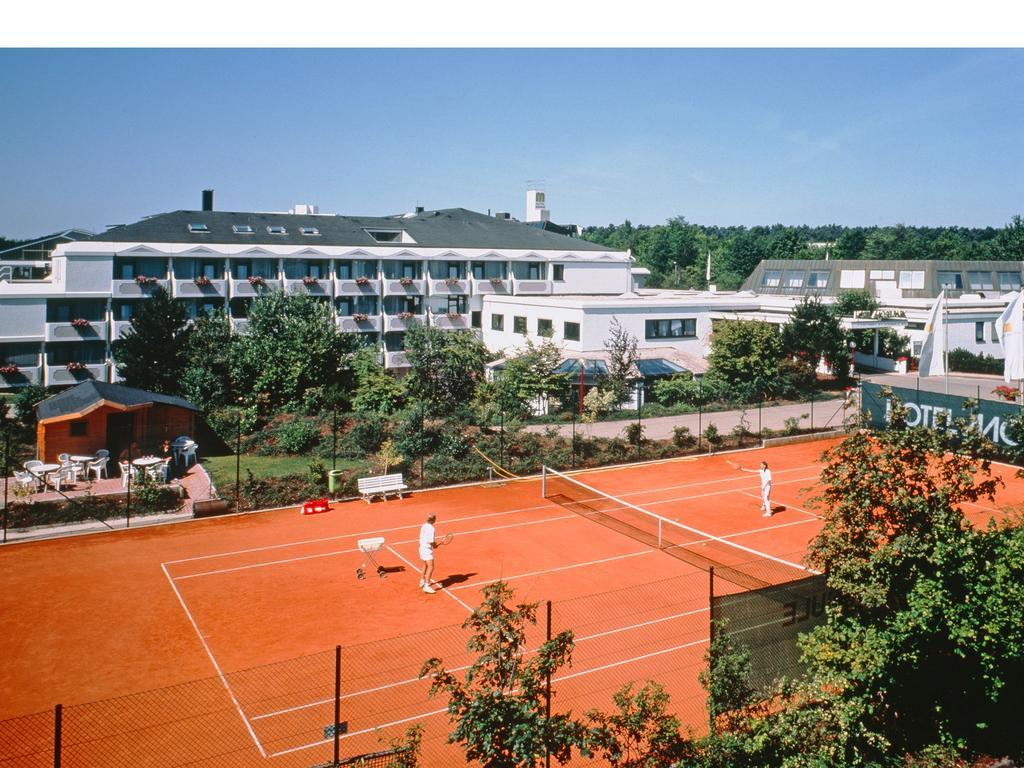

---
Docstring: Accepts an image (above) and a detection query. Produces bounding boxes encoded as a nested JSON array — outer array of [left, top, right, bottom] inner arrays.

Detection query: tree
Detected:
[[482, 337, 565, 422], [351, 348, 405, 415], [604, 319, 639, 406], [372, 439, 403, 474], [110, 286, 190, 395], [831, 289, 878, 318], [403, 323, 489, 416], [780, 297, 851, 384], [420, 581, 583, 768], [707, 320, 783, 395], [230, 292, 362, 416], [180, 310, 235, 411], [583, 682, 692, 767]]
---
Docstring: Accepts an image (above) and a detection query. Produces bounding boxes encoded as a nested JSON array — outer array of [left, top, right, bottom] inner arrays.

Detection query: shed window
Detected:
[[70, 420, 88, 437]]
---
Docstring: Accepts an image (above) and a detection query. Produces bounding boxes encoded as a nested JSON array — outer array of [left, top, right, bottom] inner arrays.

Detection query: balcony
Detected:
[[173, 278, 227, 298], [512, 279, 552, 296], [338, 315, 382, 333], [472, 278, 510, 295], [229, 278, 282, 297], [0, 365, 42, 387], [112, 278, 170, 297], [384, 351, 410, 368], [111, 320, 133, 341], [46, 363, 109, 386], [430, 313, 471, 330], [384, 314, 425, 332], [429, 278, 468, 296], [382, 278, 426, 296], [285, 278, 333, 296], [336, 278, 381, 296], [45, 321, 108, 342]]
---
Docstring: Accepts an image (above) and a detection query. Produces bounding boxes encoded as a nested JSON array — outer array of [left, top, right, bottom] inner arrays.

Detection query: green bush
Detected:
[[347, 413, 389, 454], [948, 347, 1003, 375], [273, 419, 320, 454], [672, 426, 696, 449], [703, 423, 722, 451]]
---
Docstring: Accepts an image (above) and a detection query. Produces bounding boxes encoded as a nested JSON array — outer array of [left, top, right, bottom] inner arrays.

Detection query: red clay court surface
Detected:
[[2, 438, 1022, 767]]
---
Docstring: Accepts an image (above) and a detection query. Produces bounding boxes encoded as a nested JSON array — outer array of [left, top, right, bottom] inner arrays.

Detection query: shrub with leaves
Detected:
[[583, 681, 692, 767]]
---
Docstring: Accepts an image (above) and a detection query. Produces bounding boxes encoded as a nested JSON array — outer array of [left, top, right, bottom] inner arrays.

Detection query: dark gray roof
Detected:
[[89, 208, 612, 252], [36, 381, 199, 422]]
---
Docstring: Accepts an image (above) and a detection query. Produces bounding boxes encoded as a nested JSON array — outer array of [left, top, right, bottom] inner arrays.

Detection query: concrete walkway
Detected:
[[525, 396, 847, 442]]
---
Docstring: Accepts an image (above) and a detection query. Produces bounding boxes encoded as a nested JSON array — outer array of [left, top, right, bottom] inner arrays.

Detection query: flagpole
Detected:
[[943, 291, 949, 395]]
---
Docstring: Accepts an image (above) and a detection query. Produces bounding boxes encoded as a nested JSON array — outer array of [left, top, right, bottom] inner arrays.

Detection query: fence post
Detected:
[[707, 568, 715, 738], [541, 465, 546, 498], [758, 399, 762, 444], [810, 388, 814, 431], [334, 645, 341, 767], [53, 703, 62, 768], [545, 600, 552, 768], [697, 378, 703, 451], [235, 410, 242, 514], [2, 424, 9, 544], [126, 420, 135, 528]]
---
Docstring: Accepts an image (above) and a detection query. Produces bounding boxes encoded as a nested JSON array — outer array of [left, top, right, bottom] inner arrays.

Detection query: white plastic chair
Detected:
[[180, 442, 197, 467], [14, 470, 39, 492], [119, 461, 136, 487], [44, 468, 63, 492], [87, 456, 108, 480]]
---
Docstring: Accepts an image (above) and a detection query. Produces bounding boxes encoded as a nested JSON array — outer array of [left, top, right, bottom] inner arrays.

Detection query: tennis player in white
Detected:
[[419, 513, 438, 594], [740, 461, 773, 517]]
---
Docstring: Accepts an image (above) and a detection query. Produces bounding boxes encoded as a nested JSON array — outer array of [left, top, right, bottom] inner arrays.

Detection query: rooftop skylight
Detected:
[[267, 226, 287, 235], [300, 227, 320, 236], [232, 224, 254, 234], [187, 223, 209, 233]]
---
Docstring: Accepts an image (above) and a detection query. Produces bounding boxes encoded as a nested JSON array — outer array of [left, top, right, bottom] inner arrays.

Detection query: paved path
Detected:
[[525, 396, 847, 441]]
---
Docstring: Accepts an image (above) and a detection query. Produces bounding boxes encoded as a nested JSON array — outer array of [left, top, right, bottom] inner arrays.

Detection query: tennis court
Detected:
[[2, 437, 1022, 767]]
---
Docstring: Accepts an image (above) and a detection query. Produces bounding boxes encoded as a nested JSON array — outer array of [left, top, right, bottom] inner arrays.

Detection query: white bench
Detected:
[[357, 473, 408, 503]]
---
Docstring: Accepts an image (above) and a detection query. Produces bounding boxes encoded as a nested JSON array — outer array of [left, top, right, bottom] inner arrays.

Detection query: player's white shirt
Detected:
[[419, 523, 435, 550], [759, 468, 772, 489]]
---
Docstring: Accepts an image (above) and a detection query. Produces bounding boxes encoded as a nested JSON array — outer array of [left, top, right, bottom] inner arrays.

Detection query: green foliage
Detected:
[[12, 384, 49, 430], [372, 438, 403, 474], [947, 347, 1003, 375], [351, 348, 405, 415], [708, 320, 783, 393], [346, 413, 389, 455], [672, 426, 696, 449], [131, 478, 182, 516], [179, 310, 235, 410], [782, 416, 802, 435], [604, 319, 639, 406], [272, 419, 320, 454], [781, 297, 850, 384], [393, 408, 435, 460], [403, 324, 489, 416], [699, 620, 756, 733], [832, 289, 879, 318], [420, 581, 584, 767], [583, 682, 692, 767], [624, 421, 644, 447], [231, 292, 361, 416], [703, 423, 722, 451], [483, 337, 564, 422], [582, 387, 618, 423], [111, 286, 191, 395]]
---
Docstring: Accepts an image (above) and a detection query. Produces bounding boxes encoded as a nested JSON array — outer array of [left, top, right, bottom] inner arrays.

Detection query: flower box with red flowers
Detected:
[[352, 313, 370, 322], [71, 318, 92, 330], [398, 311, 415, 320], [444, 277, 461, 288], [247, 275, 266, 287], [302, 276, 320, 287], [66, 361, 88, 372], [399, 277, 414, 287], [993, 385, 1018, 402], [134, 275, 158, 286], [0, 364, 19, 375], [355, 276, 371, 286], [489, 277, 504, 286], [446, 312, 461, 320], [194, 275, 212, 287]]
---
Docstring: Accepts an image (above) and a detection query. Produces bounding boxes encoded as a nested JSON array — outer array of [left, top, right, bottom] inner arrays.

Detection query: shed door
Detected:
[[106, 412, 135, 462]]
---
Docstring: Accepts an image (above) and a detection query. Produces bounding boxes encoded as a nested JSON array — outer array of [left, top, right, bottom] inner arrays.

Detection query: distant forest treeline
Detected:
[[581, 215, 1024, 290]]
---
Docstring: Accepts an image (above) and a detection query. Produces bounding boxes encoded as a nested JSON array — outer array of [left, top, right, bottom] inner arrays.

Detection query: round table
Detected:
[[133, 456, 167, 482], [70, 454, 96, 475], [31, 463, 61, 489]]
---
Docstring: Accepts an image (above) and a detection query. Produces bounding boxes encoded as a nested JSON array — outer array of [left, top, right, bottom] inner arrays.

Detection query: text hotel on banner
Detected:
[[862, 383, 1020, 448]]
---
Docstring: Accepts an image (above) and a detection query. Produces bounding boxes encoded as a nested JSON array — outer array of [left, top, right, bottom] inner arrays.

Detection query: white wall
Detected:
[[551, 261, 630, 295], [0, 299, 46, 340], [61, 254, 115, 293]]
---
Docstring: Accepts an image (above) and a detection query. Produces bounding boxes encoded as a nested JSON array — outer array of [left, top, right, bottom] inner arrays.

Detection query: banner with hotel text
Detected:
[[861, 383, 1021, 448]]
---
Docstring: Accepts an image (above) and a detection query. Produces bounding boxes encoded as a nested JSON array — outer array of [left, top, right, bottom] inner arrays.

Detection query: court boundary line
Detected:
[[385, 545, 474, 612], [449, 549, 655, 591]]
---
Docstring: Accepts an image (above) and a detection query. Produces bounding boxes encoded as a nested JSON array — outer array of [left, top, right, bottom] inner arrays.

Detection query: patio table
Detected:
[[70, 454, 96, 475], [31, 463, 62, 490], [133, 456, 166, 482]]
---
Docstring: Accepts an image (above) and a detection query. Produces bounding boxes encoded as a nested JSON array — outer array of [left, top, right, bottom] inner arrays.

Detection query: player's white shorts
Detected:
[[419, 547, 434, 562]]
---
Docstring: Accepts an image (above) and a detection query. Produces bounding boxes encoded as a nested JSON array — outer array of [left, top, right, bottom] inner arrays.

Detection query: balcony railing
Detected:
[[512, 279, 552, 296], [0, 365, 42, 387], [229, 278, 282, 297], [429, 279, 468, 295], [46, 362, 108, 386], [382, 278, 426, 296], [384, 351, 410, 368], [337, 315, 382, 333], [336, 278, 381, 295], [384, 314, 425, 332], [430, 313, 470, 330], [111, 320, 133, 340], [472, 278, 510, 295], [285, 278, 333, 296], [173, 278, 227, 297], [45, 321, 108, 342], [112, 278, 170, 297]]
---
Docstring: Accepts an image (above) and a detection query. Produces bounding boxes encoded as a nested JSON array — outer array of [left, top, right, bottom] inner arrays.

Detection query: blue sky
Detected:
[[1, 48, 1022, 238]]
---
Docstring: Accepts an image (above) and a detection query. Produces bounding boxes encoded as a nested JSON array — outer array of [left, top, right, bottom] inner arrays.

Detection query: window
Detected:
[[471, 311, 481, 328], [840, 270, 865, 289], [232, 224, 254, 234], [446, 296, 466, 314], [998, 271, 1022, 290], [513, 316, 527, 334], [564, 321, 580, 341], [761, 270, 782, 287], [912, 341, 923, 356], [899, 270, 925, 290], [553, 265, 565, 281], [201, 262, 220, 280], [784, 270, 804, 288], [967, 271, 993, 290], [267, 225, 287, 235], [300, 227, 320, 236], [70, 420, 87, 437], [233, 261, 250, 279], [807, 271, 830, 288], [527, 263, 541, 280], [491, 313, 504, 331], [0, 343, 40, 367], [537, 318, 553, 336], [906, 321, 925, 330], [402, 262, 418, 279], [188, 223, 209, 233], [937, 271, 964, 289], [645, 318, 697, 339], [976, 322, 986, 343], [366, 229, 402, 243], [869, 270, 895, 280]]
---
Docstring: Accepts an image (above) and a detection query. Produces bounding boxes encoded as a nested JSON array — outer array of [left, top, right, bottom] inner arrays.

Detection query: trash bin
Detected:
[[328, 469, 345, 493]]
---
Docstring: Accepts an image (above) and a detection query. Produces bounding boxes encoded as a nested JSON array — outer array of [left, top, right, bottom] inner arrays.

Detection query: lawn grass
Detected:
[[203, 454, 367, 490]]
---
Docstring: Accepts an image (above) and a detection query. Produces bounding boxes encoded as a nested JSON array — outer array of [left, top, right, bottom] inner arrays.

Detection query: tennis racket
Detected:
[[437, 533, 454, 546], [725, 459, 741, 470]]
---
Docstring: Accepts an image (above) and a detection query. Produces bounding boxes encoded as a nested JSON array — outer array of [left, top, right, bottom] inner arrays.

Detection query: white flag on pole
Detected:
[[996, 291, 1024, 383], [705, 249, 711, 282], [917, 290, 946, 378]]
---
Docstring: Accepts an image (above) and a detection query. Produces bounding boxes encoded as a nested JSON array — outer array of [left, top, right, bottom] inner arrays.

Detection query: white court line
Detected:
[[737, 491, 820, 520], [385, 545, 474, 612], [605, 463, 823, 502], [160, 563, 266, 757], [450, 550, 654, 591]]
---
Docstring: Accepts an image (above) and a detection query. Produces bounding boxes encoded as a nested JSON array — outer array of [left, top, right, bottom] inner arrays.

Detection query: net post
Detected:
[[334, 644, 341, 767], [53, 703, 62, 768], [708, 567, 716, 737], [541, 465, 546, 498], [545, 599, 552, 768]]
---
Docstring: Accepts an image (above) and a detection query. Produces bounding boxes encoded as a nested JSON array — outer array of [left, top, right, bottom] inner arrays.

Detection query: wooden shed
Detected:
[[35, 381, 200, 463]]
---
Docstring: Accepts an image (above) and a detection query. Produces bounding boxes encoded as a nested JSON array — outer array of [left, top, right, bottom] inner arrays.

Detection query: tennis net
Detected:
[[541, 465, 817, 590]]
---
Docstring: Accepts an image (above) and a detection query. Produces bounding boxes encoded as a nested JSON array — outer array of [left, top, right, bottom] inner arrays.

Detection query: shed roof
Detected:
[[36, 381, 200, 423]]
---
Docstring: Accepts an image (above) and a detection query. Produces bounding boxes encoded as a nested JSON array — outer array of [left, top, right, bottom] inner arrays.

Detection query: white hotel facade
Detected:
[[0, 194, 1017, 392]]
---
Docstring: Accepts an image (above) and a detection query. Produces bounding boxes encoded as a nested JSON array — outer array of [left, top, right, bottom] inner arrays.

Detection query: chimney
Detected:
[[202, 189, 214, 211], [415, 206, 424, 214]]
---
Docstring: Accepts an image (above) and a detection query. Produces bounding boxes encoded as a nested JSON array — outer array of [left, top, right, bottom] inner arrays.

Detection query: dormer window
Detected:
[[232, 224, 254, 234], [365, 229, 402, 243], [267, 225, 287, 235], [300, 227, 320, 236], [188, 223, 209, 233]]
